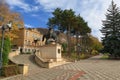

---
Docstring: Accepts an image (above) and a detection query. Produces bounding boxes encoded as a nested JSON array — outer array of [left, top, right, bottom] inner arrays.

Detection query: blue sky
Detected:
[[4, 0, 120, 40]]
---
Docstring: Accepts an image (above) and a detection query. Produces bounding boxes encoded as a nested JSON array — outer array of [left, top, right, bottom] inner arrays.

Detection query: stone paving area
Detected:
[[4, 54, 120, 80]]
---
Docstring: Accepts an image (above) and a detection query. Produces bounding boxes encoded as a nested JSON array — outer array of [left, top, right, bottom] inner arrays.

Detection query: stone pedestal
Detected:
[[39, 43, 62, 61], [18, 64, 29, 76]]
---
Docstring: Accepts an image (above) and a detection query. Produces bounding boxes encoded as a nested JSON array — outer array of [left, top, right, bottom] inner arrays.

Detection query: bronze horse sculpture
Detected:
[[42, 28, 58, 44]]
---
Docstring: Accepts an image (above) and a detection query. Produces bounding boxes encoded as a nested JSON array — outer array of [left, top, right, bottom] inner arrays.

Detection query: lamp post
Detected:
[[0, 21, 12, 75]]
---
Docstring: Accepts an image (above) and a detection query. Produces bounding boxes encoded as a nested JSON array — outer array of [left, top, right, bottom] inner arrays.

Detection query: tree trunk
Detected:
[[67, 26, 71, 57], [76, 31, 79, 55]]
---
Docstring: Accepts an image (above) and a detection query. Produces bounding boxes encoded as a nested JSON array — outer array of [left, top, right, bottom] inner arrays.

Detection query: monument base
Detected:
[[39, 43, 62, 62]]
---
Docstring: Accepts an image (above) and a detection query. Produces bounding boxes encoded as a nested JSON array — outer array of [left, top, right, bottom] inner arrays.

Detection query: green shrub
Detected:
[[71, 47, 75, 53], [71, 53, 77, 60], [91, 50, 99, 55], [101, 54, 109, 59], [26, 52, 31, 54], [62, 43, 67, 53], [21, 52, 31, 54], [0, 37, 11, 66], [80, 54, 86, 59]]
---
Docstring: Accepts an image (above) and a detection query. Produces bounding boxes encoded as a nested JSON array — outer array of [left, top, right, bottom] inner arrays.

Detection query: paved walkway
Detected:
[[11, 54, 120, 80]]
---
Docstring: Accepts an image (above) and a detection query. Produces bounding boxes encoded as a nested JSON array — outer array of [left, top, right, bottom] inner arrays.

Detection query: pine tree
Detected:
[[101, 0, 120, 57], [48, 8, 77, 56]]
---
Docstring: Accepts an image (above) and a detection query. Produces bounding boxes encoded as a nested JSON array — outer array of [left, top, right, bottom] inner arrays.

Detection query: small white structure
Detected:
[[39, 43, 62, 62]]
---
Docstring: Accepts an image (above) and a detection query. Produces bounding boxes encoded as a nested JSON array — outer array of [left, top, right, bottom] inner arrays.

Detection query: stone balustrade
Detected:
[[35, 52, 67, 68], [9, 50, 29, 76], [35, 52, 51, 68]]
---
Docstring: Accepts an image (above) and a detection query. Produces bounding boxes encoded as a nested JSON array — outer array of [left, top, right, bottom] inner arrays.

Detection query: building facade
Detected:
[[12, 28, 45, 53]]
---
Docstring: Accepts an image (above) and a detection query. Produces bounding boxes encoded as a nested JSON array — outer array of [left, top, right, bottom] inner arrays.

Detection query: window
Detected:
[[25, 48, 27, 52], [58, 49, 61, 54], [32, 49, 34, 52], [33, 34, 35, 37], [25, 40, 27, 45], [26, 31, 29, 37], [37, 50, 39, 52], [28, 49, 30, 52], [28, 41, 30, 45]]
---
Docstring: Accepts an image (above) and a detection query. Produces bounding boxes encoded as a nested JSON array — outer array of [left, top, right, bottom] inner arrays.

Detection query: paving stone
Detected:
[[3, 54, 120, 80]]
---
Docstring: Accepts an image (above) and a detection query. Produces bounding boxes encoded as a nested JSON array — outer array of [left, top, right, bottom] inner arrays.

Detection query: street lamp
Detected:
[[0, 21, 12, 75]]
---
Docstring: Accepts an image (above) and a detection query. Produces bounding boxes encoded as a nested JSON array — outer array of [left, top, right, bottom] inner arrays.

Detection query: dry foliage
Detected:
[[0, 3, 24, 40]]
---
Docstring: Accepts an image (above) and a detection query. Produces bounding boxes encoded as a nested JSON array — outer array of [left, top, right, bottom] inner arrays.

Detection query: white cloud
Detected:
[[25, 24, 34, 28], [35, 0, 120, 40], [35, 0, 78, 11], [5, 0, 120, 40], [31, 14, 39, 17], [32, 6, 40, 11], [5, 0, 40, 12]]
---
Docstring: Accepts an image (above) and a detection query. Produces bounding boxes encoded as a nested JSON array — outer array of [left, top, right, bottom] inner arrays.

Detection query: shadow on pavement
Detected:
[[28, 54, 41, 67]]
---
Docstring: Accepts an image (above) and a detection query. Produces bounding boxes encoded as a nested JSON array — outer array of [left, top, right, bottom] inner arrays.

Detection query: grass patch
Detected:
[[63, 53, 94, 62], [101, 54, 109, 59]]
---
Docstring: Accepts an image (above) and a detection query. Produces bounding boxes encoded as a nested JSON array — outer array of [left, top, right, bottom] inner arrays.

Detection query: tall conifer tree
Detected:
[[101, 0, 120, 57]]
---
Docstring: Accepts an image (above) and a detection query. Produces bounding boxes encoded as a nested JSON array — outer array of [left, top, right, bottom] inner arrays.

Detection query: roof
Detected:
[[36, 28, 49, 35]]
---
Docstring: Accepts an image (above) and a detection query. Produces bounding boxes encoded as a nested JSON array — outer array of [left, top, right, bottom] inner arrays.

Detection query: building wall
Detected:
[[12, 28, 25, 47], [12, 28, 45, 53], [23, 29, 43, 46]]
